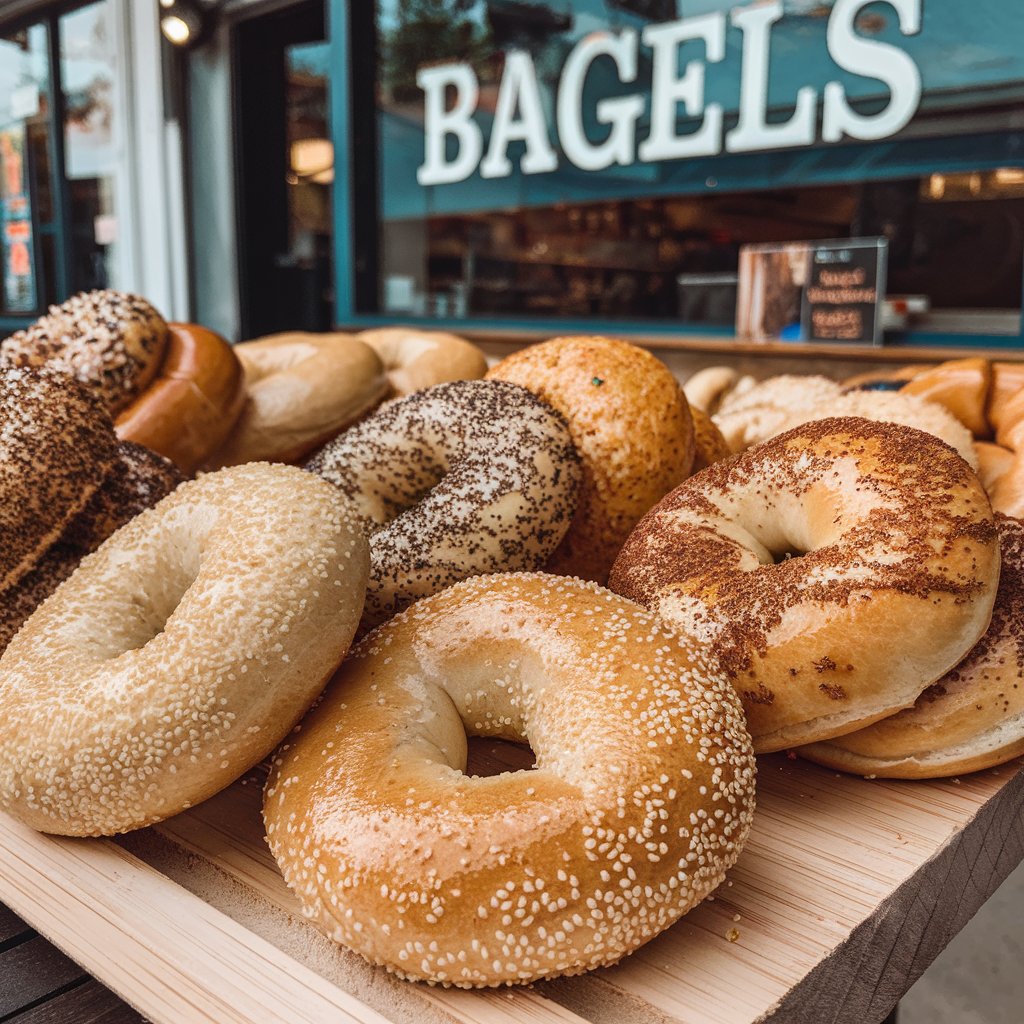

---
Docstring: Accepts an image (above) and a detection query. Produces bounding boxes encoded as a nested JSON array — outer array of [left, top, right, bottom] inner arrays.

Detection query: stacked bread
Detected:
[[1, 301, 1022, 992]]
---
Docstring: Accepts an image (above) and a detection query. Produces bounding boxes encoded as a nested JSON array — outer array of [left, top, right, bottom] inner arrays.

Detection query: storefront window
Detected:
[[359, 0, 1024, 336], [60, 0, 121, 294], [0, 22, 53, 318]]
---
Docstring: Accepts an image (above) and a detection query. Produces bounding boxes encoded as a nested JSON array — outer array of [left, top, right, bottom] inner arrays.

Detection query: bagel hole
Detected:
[[465, 737, 536, 777], [773, 547, 808, 563]]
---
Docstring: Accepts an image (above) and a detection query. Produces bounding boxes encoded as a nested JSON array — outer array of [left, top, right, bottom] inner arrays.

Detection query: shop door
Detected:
[[234, 1, 333, 339]]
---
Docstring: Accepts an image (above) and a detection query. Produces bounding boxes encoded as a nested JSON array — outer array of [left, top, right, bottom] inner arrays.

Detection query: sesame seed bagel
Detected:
[[0, 366, 118, 592], [0, 463, 369, 836], [263, 573, 756, 987], [486, 337, 694, 583], [305, 379, 580, 631], [800, 514, 1024, 778], [609, 418, 1000, 753], [209, 333, 390, 468], [357, 327, 488, 396], [0, 442, 184, 653], [1, 290, 168, 413]]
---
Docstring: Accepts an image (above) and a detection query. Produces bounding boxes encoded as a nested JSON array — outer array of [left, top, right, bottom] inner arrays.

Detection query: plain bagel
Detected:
[[209, 333, 389, 466], [263, 573, 756, 987], [305, 379, 580, 630], [609, 417, 1000, 753], [0, 463, 369, 836], [357, 327, 488, 396]]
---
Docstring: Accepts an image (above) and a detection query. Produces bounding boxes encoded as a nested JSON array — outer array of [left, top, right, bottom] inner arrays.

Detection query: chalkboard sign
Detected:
[[802, 239, 888, 345], [736, 237, 888, 345]]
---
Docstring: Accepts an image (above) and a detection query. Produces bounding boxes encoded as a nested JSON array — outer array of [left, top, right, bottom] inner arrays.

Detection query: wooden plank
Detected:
[[0, 935, 86, 1016], [1, 748, 1021, 1024], [0, 814, 395, 1024], [9, 980, 145, 1024], [146, 752, 1024, 1024]]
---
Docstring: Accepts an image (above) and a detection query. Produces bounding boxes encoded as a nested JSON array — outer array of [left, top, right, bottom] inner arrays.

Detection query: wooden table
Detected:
[[0, 748, 1020, 1024]]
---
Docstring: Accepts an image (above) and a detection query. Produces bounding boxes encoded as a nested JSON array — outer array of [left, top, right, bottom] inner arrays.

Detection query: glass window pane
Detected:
[[0, 23, 52, 317], [366, 1, 1024, 333], [60, 0, 120, 293]]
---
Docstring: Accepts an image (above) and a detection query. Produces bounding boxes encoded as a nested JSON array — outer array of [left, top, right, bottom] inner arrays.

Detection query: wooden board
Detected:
[[0, 746, 1021, 1024]]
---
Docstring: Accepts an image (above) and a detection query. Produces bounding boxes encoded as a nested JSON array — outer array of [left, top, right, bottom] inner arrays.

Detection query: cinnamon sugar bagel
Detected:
[[800, 514, 1024, 778], [609, 418, 999, 753], [0, 463, 369, 836], [486, 336, 694, 582], [306, 380, 580, 630], [0, 366, 117, 592], [1, 290, 168, 413], [263, 573, 756, 987]]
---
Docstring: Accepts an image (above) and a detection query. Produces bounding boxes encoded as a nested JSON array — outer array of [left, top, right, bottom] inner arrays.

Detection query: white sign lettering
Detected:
[[417, 0, 923, 186]]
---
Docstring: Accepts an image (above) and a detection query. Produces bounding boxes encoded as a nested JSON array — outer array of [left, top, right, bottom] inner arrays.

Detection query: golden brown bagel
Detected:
[[899, 357, 991, 436], [974, 441, 1014, 493], [209, 333, 389, 467], [842, 364, 929, 390], [357, 327, 488, 396], [486, 336, 694, 583], [800, 515, 1024, 778], [609, 418, 1000, 753], [263, 573, 756, 987], [115, 323, 245, 474], [0, 463, 369, 836], [691, 407, 730, 471]]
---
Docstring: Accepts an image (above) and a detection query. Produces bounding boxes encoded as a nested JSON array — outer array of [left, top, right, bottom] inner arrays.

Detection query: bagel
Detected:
[[609, 418, 999, 753], [682, 366, 740, 414], [263, 573, 756, 987], [771, 389, 977, 468], [209, 333, 389, 467], [712, 374, 841, 452], [800, 515, 1024, 778], [691, 407, 731, 472], [0, 366, 117, 592], [115, 323, 246, 474], [486, 337, 694, 583], [899, 357, 991, 436], [0, 463, 369, 836], [974, 441, 1014, 494], [305, 379, 580, 630], [0, 442, 183, 652], [357, 327, 488, 396], [0, 290, 168, 413], [842, 365, 928, 391]]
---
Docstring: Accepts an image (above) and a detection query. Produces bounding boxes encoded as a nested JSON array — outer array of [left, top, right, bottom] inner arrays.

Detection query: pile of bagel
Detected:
[[0, 289, 1022, 990]]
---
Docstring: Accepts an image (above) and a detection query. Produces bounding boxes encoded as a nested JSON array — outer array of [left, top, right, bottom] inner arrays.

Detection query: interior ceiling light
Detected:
[[159, 0, 212, 48]]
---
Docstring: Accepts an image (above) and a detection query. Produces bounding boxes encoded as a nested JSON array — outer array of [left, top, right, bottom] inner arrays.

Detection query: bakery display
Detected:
[[0, 441, 184, 651], [487, 336, 694, 582], [0, 290, 168, 414], [115, 323, 246, 474], [263, 573, 756, 987], [4, 300, 1024, 1004], [208, 332, 389, 467], [0, 463, 369, 836], [801, 514, 1024, 778], [305, 379, 580, 630], [357, 326, 488, 396], [609, 417, 999, 753], [0, 366, 118, 592]]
